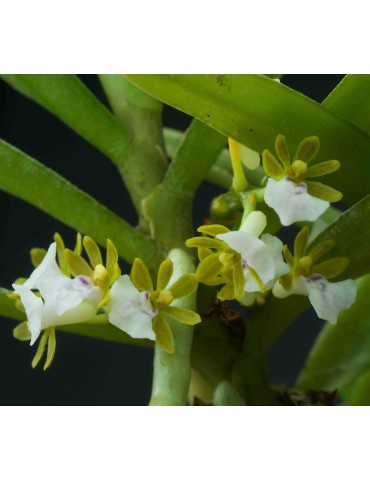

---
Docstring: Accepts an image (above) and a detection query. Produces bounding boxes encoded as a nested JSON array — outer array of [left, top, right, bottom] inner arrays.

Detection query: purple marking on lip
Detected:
[[144, 292, 150, 300], [295, 183, 307, 195], [242, 259, 247, 269], [309, 274, 324, 282], [79, 276, 90, 285]]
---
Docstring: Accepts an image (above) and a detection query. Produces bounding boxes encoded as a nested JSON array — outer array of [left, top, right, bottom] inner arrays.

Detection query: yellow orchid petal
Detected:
[[152, 314, 174, 353]]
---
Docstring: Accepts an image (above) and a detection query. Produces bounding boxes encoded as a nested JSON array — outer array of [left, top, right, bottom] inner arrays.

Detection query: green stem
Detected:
[[149, 249, 196, 405], [144, 120, 226, 250], [99, 75, 167, 224], [232, 295, 309, 405]]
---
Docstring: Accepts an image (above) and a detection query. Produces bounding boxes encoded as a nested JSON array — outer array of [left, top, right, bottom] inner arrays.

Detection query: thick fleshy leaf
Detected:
[[125, 74, 370, 206], [309, 194, 370, 279], [1, 74, 132, 166], [0, 139, 157, 265], [322, 74, 370, 136], [297, 274, 370, 391]]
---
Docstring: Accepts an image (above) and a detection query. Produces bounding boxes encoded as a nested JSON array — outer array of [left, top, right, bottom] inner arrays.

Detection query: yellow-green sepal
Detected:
[[294, 136, 320, 164], [197, 224, 230, 237], [196, 253, 223, 283], [64, 249, 93, 277], [294, 226, 310, 260], [74, 232, 83, 256], [153, 314, 174, 353], [233, 260, 245, 300], [308, 239, 336, 262], [44, 328, 57, 370], [185, 237, 226, 249], [83, 236, 103, 268], [168, 274, 198, 299], [54, 232, 68, 275], [131, 258, 154, 292], [217, 281, 235, 301], [262, 149, 285, 179], [306, 160, 341, 178], [13, 321, 31, 341], [306, 181, 343, 202], [30, 248, 47, 267], [157, 259, 174, 291], [106, 239, 119, 276], [275, 134, 291, 170], [313, 257, 349, 280], [165, 306, 201, 325]]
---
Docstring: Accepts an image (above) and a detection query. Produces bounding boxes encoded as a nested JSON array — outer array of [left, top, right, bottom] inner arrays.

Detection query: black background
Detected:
[[0, 74, 344, 405]]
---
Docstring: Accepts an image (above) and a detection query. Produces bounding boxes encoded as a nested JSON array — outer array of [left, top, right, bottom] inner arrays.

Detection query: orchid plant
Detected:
[[1, 74, 370, 405]]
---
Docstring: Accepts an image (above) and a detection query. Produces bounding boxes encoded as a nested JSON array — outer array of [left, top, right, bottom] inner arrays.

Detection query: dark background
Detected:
[[0, 75, 345, 405]]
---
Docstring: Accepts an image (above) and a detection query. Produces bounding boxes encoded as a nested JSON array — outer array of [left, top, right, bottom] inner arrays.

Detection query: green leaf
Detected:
[[309, 194, 370, 280], [343, 369, 370, 406], [297, 274, 370, 392], [0, 139, 157, 266], [1, 74, 131, 166], [322, 74, 370, 135], [125, 74, 370, 206]]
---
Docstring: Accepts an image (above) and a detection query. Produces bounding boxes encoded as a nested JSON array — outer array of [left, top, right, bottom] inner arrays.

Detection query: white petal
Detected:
[[261, 234, 290, 288], [24, 243, 64, 290], [41, 300, 98, 329], [306, 275, 357, 324], [239, 144, 260, 170], [272, 276, 309, 299], [239, 211, 267, 237], [108, 275, 157, 340], [217, 230, 280, 292], [13, 284, 43, 345], [264, 177, 329, 226], [42, 275, 102, 317]]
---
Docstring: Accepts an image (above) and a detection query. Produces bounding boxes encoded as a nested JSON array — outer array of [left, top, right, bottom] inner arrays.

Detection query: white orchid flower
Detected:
[[13, 242, 103, 345], [217, 211, 289, 293], [262, 135, 342, 227], [264, 177, 329, 226], [107, 274, 157, 341], [273, 273, 357, 324]]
